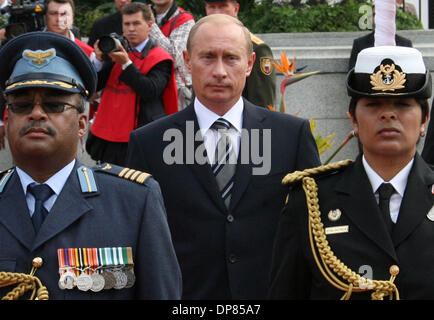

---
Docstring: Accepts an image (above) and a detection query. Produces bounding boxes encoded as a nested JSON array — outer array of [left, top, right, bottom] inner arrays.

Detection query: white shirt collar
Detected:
[[134, 38, 149, 53], [16, 159, 76, 196], [156, 8, 170, 25], [362, 155, 413, 197], [194, 97, 243, 133]]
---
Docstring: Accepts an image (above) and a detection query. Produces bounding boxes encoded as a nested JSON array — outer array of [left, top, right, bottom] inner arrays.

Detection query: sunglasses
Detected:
[[6, 102, 79, 114]]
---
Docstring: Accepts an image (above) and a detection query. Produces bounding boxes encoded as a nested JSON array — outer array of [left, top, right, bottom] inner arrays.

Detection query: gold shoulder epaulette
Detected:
[[282, 159, 353, 185], [94, 163, 151, 185], [250, 32, 264, 45]]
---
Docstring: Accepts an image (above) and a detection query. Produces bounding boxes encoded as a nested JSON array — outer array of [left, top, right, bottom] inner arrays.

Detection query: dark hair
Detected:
[[121, 2, 152, 21], [45, 0, 75, 13], [349, 97, 429, 123], [76, 96, 86, 113]]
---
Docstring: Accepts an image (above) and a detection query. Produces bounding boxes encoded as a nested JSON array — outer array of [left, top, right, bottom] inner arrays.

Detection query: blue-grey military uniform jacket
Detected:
[[0, 160, 182, 299]]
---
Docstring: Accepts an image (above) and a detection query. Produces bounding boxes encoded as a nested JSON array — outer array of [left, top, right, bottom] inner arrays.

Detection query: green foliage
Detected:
[[177, 0, 205, 19], [74, 1, 117, 37], [0, 13, 7, 29], [396, 7, 423, 30], [72, 0, 423, 36], [242, 1, 422, 33], [177, 0, 255, 20]]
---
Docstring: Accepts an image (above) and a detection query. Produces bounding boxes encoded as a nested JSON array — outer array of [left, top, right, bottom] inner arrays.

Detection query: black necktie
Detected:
[[211, 118, 237, 209], [377, 183, 395, 234], [28, 184, 54, 233]]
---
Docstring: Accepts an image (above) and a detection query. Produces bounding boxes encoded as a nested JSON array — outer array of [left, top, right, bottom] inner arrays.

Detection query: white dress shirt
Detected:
[[16, 159, 75, 217], [194, 97, 243, 165], [363, 155, 413, 223]]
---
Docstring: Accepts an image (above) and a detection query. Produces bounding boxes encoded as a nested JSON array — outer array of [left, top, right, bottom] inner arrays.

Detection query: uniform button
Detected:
[[227, 214, 234, 223], [229, 254, 238, 264]]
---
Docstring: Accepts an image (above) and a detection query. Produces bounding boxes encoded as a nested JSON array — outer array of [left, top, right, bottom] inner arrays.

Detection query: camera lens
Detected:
[[98, 35, 118, 54]]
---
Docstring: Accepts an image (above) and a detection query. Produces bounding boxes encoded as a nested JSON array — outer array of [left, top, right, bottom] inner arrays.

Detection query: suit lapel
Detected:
[[392, 154, 434, 247], [0, 171, 35, 251], [33, 161, 93, 250], [335, 157, 397, 262], [175, 105, 227, 212], [229, 101, 265, 212]]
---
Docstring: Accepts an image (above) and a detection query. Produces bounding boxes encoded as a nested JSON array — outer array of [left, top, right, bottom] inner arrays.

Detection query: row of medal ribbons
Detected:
[[57, 247, 135, 292]]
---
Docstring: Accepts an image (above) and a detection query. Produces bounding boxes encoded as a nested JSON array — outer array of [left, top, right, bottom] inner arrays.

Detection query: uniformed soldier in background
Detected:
[[204, 0, 276, 109], [0, 31, 181, 299], [268, 46, 434, 299]]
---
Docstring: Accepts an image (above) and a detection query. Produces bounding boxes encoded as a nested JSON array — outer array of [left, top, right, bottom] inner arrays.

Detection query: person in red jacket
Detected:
[[149, 0, 194, 110], [86, 2, 177, 167]]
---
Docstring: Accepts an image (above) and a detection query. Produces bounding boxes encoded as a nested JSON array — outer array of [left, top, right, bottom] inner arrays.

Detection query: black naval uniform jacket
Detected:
[[268, 154, 434, 299], [126, 99, 320, 299], [0, 160, 182, 299]]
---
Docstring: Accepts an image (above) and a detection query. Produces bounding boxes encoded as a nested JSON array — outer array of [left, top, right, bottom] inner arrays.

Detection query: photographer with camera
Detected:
[[86, 2, 178, 167]]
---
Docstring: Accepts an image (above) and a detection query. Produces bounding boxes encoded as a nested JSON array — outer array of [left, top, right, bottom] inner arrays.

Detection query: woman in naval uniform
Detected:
[[268, 45, 434, 300]]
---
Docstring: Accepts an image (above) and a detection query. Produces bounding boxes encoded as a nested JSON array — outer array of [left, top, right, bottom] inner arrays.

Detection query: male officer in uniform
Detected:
[[269, 46, 434, 299], [0, 31, 181, 299], [204, 0, 276, 109]]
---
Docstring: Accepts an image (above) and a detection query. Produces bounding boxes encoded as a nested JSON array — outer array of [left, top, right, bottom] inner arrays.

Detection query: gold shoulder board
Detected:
[[94, 163, 151, 185], [250, 32, 264, 45], [282, 159, 353, 185]]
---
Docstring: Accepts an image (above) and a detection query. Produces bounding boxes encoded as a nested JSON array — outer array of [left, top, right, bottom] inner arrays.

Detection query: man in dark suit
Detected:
[[269, 46, 434, 299], [421, 102, 434, 164], [0, 31, 181, 299], [348, 31, 412, 70], [348, 3, 413, 71], [204, 0, 276, 109], [87, 0, 132, 47], [126, 14, 320, 299]]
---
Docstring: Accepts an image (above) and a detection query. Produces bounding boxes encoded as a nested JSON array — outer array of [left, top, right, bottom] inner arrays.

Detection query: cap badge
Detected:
[[370, 63, 406, 92], [23, 49, 56, 67]]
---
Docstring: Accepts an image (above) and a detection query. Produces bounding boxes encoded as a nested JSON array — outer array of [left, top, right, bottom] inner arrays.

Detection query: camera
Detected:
[[1, 0, 46, 40], [98, 33, 129, 54]]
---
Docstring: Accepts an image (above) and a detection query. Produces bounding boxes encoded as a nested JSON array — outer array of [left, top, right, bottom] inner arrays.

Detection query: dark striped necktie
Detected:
[[211, 118, 237, 209], [28, 184, 53, 233]]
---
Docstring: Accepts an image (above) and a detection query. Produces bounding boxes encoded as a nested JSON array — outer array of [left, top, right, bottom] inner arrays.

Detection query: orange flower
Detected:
[[273, 51, 296, 76], [267, 104, 277, 111], [272, 51, 320, 113]]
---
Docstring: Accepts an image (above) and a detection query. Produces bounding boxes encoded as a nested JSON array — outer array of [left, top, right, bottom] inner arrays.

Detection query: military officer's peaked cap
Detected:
[[347, 46, 431, 99], [0, 31, 97, 98]]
